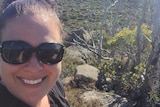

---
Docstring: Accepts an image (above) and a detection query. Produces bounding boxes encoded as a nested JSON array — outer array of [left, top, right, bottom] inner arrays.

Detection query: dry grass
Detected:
[[64, 86, 103, 107]]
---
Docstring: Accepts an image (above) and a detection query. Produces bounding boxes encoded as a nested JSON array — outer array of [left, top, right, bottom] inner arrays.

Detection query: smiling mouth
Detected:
[[22, 78, 42, 85], [18, 77, 46, 85]]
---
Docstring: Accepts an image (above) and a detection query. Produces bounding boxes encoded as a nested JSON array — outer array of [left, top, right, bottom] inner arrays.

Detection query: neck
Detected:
[[30, 95, 50, 107]]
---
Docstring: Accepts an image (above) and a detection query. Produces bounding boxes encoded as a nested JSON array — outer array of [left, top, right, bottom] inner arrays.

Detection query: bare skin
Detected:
[[0, 13, 62, 107]]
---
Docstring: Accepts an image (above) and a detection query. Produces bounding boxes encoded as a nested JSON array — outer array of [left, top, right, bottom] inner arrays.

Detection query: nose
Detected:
[[25, 54, 43, 72]]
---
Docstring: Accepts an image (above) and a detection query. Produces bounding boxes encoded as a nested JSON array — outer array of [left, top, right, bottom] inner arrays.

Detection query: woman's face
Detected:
[[0, 14, 62, 105]]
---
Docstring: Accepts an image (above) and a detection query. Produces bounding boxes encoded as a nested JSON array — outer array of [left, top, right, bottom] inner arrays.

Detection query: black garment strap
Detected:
[[49, 80, 70, 107]]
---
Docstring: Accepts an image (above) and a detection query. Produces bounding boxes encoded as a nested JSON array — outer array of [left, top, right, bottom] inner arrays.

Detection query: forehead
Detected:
[[1, 14, 62, 45]]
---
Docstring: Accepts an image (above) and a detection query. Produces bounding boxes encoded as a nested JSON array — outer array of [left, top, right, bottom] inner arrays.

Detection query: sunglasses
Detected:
[[0, 40, 64, 65]]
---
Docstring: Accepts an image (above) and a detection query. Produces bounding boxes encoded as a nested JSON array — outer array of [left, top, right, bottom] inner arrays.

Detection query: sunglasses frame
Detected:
[[0, 40, 64, 65]]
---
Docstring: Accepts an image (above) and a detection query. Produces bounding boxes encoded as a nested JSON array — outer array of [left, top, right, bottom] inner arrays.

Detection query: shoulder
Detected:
[[48, 79, 70, 107]]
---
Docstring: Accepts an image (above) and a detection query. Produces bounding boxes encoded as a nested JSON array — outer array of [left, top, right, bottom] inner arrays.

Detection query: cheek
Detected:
[[0, 60, 8, 78], [47, 63, 61, 78], [0, 61, 15, 73], [0, 59, 19, 81], [45, 63, 62, 87], [0, 58, 3, 72], [52, 63, 61, 75], [0, 62, 11, 76], [0, 59, 2, 80], [0, 59, 2, 75], [0, 62, 12, 85]]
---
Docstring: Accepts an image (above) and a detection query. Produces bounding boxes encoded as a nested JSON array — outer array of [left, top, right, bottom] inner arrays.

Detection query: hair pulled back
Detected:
[[0, 0, 63, 42]]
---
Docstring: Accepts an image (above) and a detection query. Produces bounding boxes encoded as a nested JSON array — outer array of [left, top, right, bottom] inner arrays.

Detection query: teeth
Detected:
[[22, 78, 42, 85]]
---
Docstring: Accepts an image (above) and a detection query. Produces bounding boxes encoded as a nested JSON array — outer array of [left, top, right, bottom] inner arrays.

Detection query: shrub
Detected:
[[61, 52, 84, 79]]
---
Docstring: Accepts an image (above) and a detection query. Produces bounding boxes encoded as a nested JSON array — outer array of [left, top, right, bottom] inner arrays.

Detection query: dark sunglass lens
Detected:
[[37, 43, 64, 64], [1, 41, 32, 64]]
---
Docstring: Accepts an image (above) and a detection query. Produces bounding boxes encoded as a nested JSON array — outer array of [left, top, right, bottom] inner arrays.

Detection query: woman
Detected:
[[0, 0, 70, 107]]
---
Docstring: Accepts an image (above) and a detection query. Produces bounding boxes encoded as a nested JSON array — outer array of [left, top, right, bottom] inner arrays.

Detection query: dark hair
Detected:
[[0, 0, 64, 42], [2, 0, 55, 9], [2, 0, 15, 9]]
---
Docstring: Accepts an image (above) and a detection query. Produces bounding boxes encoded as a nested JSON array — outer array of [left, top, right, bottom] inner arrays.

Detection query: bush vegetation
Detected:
[[56, 0, 154, 106]]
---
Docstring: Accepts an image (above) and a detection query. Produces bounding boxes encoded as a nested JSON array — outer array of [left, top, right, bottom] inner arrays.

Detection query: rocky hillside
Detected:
[[55, 0, 145, 32], [55, 0, 104, 31], [55, 0, 149, 106]]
